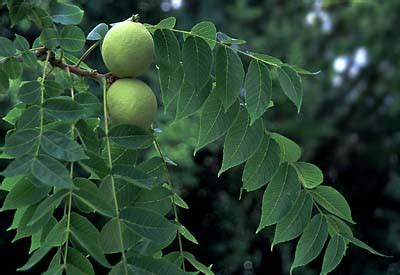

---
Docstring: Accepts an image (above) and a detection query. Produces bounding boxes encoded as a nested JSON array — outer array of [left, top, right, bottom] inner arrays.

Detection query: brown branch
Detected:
[[35, 48, 115, 83]]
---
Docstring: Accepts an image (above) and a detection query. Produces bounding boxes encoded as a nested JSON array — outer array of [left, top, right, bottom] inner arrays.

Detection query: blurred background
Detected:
[[1, 0, 400, 274]]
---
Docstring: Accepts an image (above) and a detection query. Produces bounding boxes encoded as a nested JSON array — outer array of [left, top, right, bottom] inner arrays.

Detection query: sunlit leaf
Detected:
[[311, 186, 355, 224], [87, 23, 109, 40], [271, 132, 301, 163], [189, 21, 217, 49], [293, 162, 323, 189], [50, 2, 84, 25]]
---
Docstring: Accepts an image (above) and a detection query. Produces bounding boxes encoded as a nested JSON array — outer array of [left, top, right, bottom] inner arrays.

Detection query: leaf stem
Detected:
[[34, 50, 50, 156], [63, 71, 75, 268], [75, 40, 101, 68], [102, 78, 129, 275], [153, 138, 186, 271]]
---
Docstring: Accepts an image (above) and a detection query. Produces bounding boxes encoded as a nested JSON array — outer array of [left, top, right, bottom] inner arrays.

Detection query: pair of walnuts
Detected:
[[102, 21, 157, 129]]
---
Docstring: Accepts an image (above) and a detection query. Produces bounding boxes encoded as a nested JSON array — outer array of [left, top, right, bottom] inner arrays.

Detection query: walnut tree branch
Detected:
[[34, 47, 114, 83]]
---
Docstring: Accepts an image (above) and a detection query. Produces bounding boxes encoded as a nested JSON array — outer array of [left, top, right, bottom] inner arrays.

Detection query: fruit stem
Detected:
[[131, 14, 140, 22], [102, 78, 129, 275], [153, 138, 186, 271]]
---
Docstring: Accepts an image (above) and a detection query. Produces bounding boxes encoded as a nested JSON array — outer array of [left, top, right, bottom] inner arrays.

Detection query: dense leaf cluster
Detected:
[[0, 1, 384, 274]]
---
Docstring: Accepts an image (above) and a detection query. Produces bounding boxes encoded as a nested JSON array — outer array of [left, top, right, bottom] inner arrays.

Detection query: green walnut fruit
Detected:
[[101, 21, 154, 78], [107, 79, 157, 129]]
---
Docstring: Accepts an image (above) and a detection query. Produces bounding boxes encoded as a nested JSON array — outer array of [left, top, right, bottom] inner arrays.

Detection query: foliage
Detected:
[[0, 1, 386, 274]]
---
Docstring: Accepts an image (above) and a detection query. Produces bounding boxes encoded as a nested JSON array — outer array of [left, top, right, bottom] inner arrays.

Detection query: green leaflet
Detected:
[[28, 190, 68, 226], [154, 28, 183, 113], [245, 60, 272, 125], [242, 134, 280, 192], [276, 65, 303, 113], [187, 21, 217, 49], [215, 46, 245, 110], [157, 17, 177, 29], [219, 109, 263, 176], [112, 164, 159, 190], [111, 254, 189, 275], [40, 28, 60, 49], [13, 203, 52, 241], [177, 77, 212, 119], [60, 25, 85, 52], [293, 161, 324, 189], [1, 177, 50, 211], [257, 163, 301, 231], [70, 212, 111, 267], [321, 235, 347, 275], [4, 128, 40, 157], [0, 37, 16, 57], [66, 248, 95, 275], [87, 23, 109, 41], [74, 92, 102, 117], [108, 124, 153, 149], [101, 142, 138, 166], [41, 130, 88, 161], [100, 218, 140, 254], [195, 91, 239, 154], [49, 2, 84, 25], [154, 29, 181, 69], [183, 251, 214, 275], [343, 235, 388, 257], [79, 151, 110, 179], [159, 64, 184, 114], [17, 244, 53, 271], [179, 225, 199, 245], [271, 132, 302, 163], [291, 214, 328, 274], [182, 36, 212, 90], [2, 57, 22, 79], [131, 186, 172, 215], [311, 186, 355, 224], [272, 191, 313, 247], [326, 214, 353, 238], [44, 96, 85, 122], [31, 155, 75, 189], [72, 178, 114, 217], [120, 207, 177, 244]]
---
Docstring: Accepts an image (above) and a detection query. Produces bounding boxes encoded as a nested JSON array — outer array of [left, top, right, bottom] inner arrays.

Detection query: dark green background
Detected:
[[0, 0, 399, 274]]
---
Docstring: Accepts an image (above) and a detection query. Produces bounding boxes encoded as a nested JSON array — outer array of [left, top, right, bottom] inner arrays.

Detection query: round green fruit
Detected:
[[107, 79, 157, 129], [101, 21, 154, 78]]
